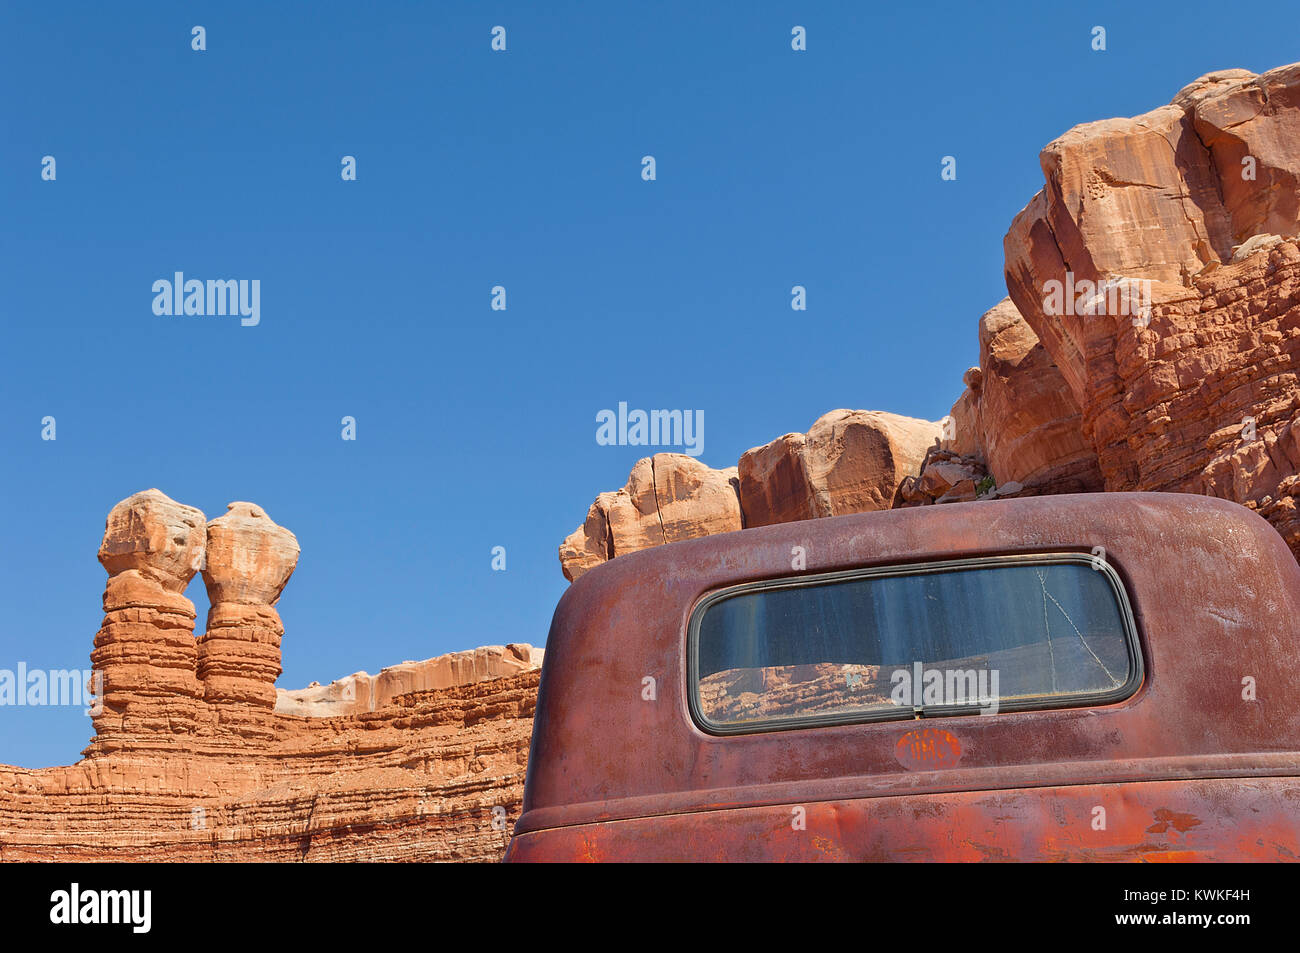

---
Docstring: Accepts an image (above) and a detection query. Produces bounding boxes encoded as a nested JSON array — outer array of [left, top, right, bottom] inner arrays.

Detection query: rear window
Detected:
[[689, 554, 1141, 734]]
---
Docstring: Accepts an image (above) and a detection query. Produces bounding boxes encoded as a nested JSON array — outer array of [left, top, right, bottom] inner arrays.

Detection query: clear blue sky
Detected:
[[1, 1, 1293, 767]]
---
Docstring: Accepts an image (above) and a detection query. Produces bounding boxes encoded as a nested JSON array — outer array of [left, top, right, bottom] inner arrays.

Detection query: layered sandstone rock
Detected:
[[943, 299, 1103, 495], [945, 367, 985, 460], [739, 410, 942, 526], [90, 490, 206, 744], [1004, 71, 1249, 399], [557, 63, 1300, 581], [98, 488, 207, 590], [1093, 241, 1300, 553], [2, 491, 538, 862], [898, 448, 992, 506], [1004, 63, 1300, 558], [1191, 65, 1300, 249], [559, 454, 742, 581], [1004, 64, 1299, 403], [276, 643, 545, 717], [559, 412, 939, 580], [0, 670, 538, 862], [198, 503, 299, 713]]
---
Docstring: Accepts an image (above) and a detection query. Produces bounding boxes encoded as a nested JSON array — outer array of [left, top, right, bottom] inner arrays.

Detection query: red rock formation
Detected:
[[1004, 65, 1297, 398], [898, 447, 993, 506], [558, 63, 1300, 578], [90, 490, 206, 745], [560, 454, 742, 581], [1090, 242, 1300, 554], [276, 644, 545, 717], [1192, 65, 1300, 250], [739, 410, 941, 526], [198, 502, 299, 712], [1004, 64, 1300, 558], [559, 412, 939, 579], [1003, 69, 1260, 396], [0, 671, 538, 862], [944, 299, 1103, 496], [1, 491, 542, 862]]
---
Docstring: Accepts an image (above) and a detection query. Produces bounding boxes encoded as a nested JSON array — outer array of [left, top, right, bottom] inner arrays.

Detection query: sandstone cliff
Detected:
[[561, 63, 1300, 576], [559, 454, 743, 581], [1004, 63, 1300, 557], [560, 410, 942, 581], [275, 643, 545, 718], [0, 490, 542, 862]]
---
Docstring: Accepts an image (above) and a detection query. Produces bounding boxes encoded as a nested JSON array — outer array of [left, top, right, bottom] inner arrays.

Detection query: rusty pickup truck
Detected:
[[506, 492, 1300, 862]]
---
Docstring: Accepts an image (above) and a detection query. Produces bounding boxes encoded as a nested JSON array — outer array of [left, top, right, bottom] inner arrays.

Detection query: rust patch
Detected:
[[895, 728, 963, 771], [1146, 808, 1203, 834]]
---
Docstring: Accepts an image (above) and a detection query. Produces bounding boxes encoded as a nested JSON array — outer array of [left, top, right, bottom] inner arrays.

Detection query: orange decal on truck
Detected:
[[895, 728, 963, 770]]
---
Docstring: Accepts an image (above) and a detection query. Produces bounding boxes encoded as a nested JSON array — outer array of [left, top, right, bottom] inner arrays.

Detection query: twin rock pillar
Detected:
[[92, 490, 206, 742], [90, 490, 299, 747], [198, 502, 300, 712]]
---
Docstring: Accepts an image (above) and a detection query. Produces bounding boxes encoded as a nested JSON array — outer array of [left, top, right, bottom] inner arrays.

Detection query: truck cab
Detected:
[[507, 493, 1300, 861]]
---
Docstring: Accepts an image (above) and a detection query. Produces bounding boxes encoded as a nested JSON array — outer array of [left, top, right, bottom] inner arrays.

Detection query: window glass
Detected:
[[692, 557, 1137, 732]]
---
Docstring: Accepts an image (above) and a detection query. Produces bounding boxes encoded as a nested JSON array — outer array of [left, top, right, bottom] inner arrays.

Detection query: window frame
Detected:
[[686, 552, 1144, 737]]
